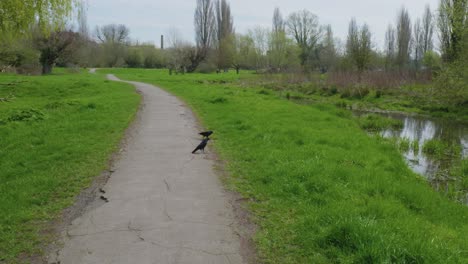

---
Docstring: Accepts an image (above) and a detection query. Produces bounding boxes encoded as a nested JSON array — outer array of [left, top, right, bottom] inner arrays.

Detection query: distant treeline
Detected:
[[0, 0, 467, 105]]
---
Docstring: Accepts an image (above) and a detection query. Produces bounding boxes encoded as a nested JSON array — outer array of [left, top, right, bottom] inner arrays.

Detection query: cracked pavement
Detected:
[[48, 74, 244, 264]]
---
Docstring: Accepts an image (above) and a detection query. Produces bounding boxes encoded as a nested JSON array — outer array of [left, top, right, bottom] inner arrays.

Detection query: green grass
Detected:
[[461, 159, 468, 190], [105, 68, 468, 263], [399, 138, 411, 152], [249, 74, 468, 122], [0, 70, 140, 262], [412, 140, 420, 153], [422, 139, 461, 159], [356, 113, 404, 132]]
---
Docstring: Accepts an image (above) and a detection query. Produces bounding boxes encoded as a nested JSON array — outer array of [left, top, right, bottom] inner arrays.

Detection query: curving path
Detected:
[[48, 74, 244, 264]]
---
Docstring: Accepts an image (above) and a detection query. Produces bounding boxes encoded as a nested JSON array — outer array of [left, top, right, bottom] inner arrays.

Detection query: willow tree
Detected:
[[0, 0, 79, 34]]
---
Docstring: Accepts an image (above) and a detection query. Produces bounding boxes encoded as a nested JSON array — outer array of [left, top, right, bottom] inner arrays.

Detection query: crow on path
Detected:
[[199, 131, 213, 138], [192, 138, 210, 154]]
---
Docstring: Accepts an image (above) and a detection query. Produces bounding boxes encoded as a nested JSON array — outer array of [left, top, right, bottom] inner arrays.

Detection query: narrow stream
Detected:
[[357, 111, 468, 203]]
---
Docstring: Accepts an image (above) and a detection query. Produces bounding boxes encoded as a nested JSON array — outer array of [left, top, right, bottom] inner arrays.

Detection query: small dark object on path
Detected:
[[100, 196, 109, 202], [192, 138, 210, 154], [199, 131, 213, 138], [99, 188, 106, 194]]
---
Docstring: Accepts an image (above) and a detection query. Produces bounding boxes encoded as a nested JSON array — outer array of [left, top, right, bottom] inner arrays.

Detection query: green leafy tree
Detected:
[[346, 18, 372, 77], [438, 0, 468, 62], [125, 48, 143, 68], [422, 51, 442, 71], [0, 0, 80, 34]]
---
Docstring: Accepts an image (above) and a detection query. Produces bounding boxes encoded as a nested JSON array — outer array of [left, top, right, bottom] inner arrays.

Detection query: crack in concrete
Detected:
[[175, 219, 234, 228], [178, 155, 195, 178], [128, 222, 145, 241], [163, 198, 174, 221], [124, 221, 239, 258], [226, 254, 233, 264], [147, 239, 239, 258], [66, 228, 132, 238], [163, 179, 171, 192], [48, 247, 62, 264]]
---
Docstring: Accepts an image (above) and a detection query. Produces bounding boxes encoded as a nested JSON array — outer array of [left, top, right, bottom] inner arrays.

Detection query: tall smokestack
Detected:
[[161, 35, 164, 50]]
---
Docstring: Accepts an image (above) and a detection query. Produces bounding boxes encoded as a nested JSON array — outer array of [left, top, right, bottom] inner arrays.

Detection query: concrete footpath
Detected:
[[48, 74, 244, 264]]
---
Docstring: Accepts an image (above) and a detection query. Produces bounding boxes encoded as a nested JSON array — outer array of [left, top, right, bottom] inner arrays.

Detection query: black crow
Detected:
[[99, 188, 106, 194], [100, 196, 109, 202], [199, 131, 213, 138], [192, 138, 210, 154]]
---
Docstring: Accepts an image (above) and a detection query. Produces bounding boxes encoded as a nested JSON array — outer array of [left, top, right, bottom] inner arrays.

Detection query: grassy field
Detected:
[[244, 73, 468, 122], [106, 68, 468, 263], [0, 70, 140, 262]]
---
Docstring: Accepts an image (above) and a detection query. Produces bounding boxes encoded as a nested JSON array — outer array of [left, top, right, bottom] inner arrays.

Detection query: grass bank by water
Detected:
[[0, 70, 140, 262], [106, 68, 468, 263]]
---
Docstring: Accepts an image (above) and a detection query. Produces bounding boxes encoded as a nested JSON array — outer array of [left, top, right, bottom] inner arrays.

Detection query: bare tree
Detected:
[[286, 9, 322, 67], [165, 27, 190, 73], [318, 24, 337, 72], [269, 7, 287, 70], [422, 5, 434, 54], [166, 27, 185, 48], [215, 0, 234, 43], [195, 0, 215, 50], [385, 24, 396, 69], [248, 27, 270, 71], [396, 7, 412, 69], [96, 24, 130, 45], [272, 7, 285, 34], [77, 3, 89, 39], [214, 0, 235, 70], [193, 0, 215, 69], [95, 24, 130, 67], [413, 18, 424, 68], [346, 18, 372, 77]]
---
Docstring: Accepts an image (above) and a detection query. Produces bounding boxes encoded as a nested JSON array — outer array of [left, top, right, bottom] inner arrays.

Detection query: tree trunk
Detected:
[[42, 63, 53, 75]]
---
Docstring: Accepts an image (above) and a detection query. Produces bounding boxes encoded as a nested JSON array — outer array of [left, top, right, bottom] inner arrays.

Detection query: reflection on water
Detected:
[[358, 112, 468, 203]]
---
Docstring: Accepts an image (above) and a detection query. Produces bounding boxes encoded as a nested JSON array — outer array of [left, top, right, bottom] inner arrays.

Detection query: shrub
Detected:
[[209, 97, 228, 104], [7, 108, 45, 122], [399, 138, 410, 152], [434, 60, 468, 106], [422, 139, 461, 158], [125, 49, 143, 68], [357, 114, 403, 131], [197, 62, 217, 73]]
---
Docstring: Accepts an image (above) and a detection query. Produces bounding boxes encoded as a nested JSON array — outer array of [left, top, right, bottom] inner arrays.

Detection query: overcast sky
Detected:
[[86, 0, 440, 50]]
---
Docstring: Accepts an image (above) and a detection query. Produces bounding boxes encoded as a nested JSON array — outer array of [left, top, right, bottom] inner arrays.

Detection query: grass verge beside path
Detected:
[[107, 68, 468, 263], [0, 70, 140, 263]]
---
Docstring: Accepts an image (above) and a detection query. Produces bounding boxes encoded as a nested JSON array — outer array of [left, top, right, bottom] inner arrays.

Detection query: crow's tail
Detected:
[[192, 148, 198, 154]]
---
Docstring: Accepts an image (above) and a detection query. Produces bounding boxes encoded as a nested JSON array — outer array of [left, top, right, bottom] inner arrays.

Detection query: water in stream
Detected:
[[358, 112, 468, 203]]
